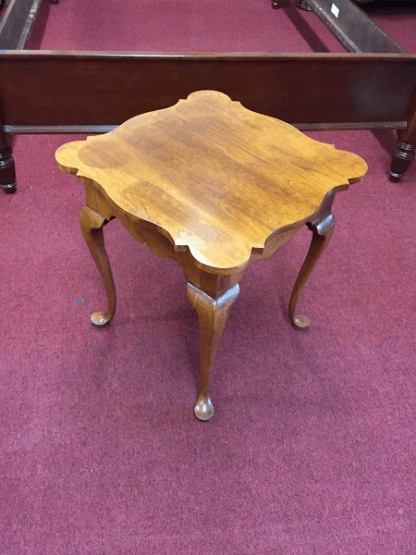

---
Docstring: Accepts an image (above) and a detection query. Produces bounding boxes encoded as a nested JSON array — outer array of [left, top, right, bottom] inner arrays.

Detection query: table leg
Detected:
[[80, 205, 116, 327], [186, 282, 240, 421], [289, 213, 334, 330]]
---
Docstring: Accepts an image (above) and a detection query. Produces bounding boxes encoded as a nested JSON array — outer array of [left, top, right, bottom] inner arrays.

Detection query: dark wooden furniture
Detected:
[[287, 0, 406, 54], [0, 0, 58, 194], [0, 0, 58, 50], [0, 51, 415, 196], [269, 0, 416, 180], [272, 0, 406, 53], [55, 90, 367, 420]]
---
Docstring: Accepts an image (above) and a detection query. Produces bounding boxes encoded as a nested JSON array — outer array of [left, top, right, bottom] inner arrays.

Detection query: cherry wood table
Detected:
[[55, 90, 367, 421]]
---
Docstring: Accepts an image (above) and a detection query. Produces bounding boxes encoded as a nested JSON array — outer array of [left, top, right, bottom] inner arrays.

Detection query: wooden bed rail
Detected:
[[1, 51, 416, 193], [291, 0, 406, 54], [0, 0, 42, 50]]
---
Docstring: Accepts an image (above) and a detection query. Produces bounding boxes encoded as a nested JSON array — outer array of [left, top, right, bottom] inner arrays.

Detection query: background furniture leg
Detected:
[[186, 282, 240, 421], [389, 140, 416, 183], [289, 213, 335, 330], [390, 91, 416, 182], [0, 123, 16, 194], [80, 205, 116, 327]]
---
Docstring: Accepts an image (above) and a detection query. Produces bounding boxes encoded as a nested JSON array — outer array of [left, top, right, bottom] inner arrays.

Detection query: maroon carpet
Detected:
[[1, 1, 416, 554]]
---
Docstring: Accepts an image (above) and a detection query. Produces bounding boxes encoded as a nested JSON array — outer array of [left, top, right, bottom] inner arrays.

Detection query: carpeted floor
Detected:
[[1, 1, 415, 554]]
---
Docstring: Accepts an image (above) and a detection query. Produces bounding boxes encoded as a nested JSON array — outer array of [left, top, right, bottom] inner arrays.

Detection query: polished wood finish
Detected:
[[55, 91, 367, 420], [1, 52, 414, 129], [186, 283, 240, 420], [0, 51, 414, 195], [79, 206, 116, 327], [289, 212, 335, 329]]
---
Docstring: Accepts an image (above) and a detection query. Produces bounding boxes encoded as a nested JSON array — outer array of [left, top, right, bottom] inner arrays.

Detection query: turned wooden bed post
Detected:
[[0, 120, 16, 194], [390, 89, 416, 183]]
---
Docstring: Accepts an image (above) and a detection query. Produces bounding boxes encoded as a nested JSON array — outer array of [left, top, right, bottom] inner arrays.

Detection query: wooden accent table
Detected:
[[55, 91, 367, 421]]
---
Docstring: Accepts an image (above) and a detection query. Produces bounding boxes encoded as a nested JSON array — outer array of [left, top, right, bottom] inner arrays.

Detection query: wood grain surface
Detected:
[[56, 90, 368, 420], [56, 91, 367, 273]]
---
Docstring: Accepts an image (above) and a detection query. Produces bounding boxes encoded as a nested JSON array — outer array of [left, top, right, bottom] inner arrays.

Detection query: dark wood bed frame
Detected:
[[0, 3, 415, 194], [0, 0, 57, 50], [286, 0, 407, 54]]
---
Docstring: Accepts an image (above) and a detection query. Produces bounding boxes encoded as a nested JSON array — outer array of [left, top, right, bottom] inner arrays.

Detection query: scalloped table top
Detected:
[[55, 90, 367, 271]]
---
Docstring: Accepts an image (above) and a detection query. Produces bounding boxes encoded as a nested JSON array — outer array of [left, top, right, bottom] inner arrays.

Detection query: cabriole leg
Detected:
[[186, 282, 240, 421], [80, 205, 116, 327], [289, 213, 335, 330]]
